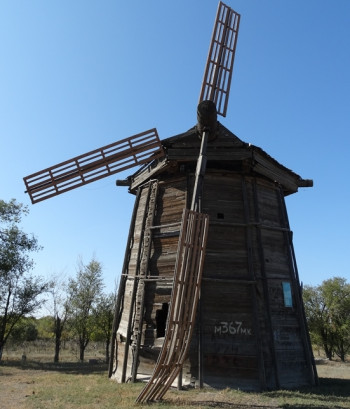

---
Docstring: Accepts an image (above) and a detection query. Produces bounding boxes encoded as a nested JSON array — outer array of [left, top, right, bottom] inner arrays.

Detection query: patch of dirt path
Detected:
[[0, 366, 45, 409]]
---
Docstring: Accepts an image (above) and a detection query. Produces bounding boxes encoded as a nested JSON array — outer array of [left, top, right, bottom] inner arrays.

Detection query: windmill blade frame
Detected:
[[23, 128, 164, 204], [199, 1, 240, 117]]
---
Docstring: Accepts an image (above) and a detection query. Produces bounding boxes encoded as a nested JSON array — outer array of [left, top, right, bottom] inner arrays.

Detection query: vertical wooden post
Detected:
[[241, 176, 267, 389], [130, 280, 146, 382], [253, 179, 280, 389], [198, 298, 204, 388], [121, 183, 154, 382], [177, 368, 183, 390], [109, 188, 142, 378], [131, 181, 159, 382]]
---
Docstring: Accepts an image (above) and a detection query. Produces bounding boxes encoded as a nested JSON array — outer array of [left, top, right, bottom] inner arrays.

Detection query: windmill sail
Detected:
[[23, 129, 164, 204], [199, 1, 240, 117]]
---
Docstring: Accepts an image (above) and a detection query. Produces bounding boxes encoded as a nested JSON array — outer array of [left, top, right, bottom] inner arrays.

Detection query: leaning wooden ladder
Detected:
[[136, 209, 209, 402]]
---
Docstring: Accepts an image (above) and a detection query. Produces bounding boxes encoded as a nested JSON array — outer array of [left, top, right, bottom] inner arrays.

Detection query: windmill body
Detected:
[[109, 123, 316, 391], [23, 1, 317, 400]]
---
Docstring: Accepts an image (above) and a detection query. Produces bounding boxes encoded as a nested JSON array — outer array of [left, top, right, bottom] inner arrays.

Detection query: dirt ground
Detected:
[[0, 366, 46, 409], [1, 358, 350, 409]]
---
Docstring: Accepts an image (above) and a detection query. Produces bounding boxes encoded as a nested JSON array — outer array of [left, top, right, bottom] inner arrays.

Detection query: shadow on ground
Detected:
[[0, 359, 108, 375], [265, 377, 350, 408], [170, 377, 350, 409]]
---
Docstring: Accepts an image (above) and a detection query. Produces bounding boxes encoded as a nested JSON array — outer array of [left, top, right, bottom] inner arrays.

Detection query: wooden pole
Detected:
[[241, 176, 267, 389], [190, 129, 209, 389], [121, 183, 154, 382], [131, 181, 159, 382], [108, 188, 141, 378], [253, 179, 280, 389]]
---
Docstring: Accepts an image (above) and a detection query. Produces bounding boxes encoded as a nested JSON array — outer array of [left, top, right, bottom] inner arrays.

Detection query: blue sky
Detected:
[[1, 0, 350, 294]]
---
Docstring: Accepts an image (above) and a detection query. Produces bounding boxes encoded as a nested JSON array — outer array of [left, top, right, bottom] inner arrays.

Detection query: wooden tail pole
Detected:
[[190, 129, 209, 212]]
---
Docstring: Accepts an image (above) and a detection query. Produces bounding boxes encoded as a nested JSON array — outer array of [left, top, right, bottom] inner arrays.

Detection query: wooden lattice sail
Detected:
[[24, 129, 163, 204], [199, 1, 240, 117]]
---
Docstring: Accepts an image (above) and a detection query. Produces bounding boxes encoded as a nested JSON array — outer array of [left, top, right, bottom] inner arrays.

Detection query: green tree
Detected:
[[93, 292, 115, 363], [67, 258, 104, 362], [35, 316, 54, 340], [303, 277, 350, 361], [8, 317, 38, 345], [303, 284, 333, 358], [0, 199, 46, 360]]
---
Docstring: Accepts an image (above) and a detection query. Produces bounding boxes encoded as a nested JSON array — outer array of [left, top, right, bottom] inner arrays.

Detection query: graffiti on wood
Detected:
[[214, 321, 251, 336]]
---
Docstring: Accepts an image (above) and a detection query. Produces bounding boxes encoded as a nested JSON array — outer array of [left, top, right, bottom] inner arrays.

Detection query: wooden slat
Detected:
[[23, 129, 164, 204], [136, 209, 209, 403]]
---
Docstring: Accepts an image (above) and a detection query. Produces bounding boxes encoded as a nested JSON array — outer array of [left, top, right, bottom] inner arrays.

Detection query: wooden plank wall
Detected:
[[139, 179, 188, 373], [186, 172, 313, 389], [112, 177, 188, 381], [112, 182, 160, 381], [112, 169, 315, 390]]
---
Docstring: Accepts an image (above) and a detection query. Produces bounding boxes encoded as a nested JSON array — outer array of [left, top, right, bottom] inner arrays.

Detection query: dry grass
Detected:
[[315, 357, 350, 379], [1, 340, 105, 364], [1, 344, 350, 409]]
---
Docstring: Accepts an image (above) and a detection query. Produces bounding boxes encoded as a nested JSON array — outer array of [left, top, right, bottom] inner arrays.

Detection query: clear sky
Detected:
[[1, 0, 350, 295]]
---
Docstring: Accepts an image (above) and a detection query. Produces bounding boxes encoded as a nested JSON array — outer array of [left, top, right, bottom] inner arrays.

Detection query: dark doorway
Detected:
[[156, 303, 169, 338]]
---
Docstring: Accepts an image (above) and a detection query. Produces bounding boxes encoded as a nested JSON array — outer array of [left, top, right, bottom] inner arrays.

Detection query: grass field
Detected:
[[0, 343, 349, 409]]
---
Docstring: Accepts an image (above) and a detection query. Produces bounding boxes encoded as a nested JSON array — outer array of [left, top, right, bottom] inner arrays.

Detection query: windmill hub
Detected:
[[197, 100, 218, 138]]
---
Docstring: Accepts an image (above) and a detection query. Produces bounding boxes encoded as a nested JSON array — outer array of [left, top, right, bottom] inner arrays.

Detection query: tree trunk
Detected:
[[79, 336, 88, 362], [339, 340, 345, 362], [321, 329, 333, 360], [105, 338, 110, 364], [324, 343, 333, 360], [54, 316, 61, 363], [79, 341, 85, 362], [54, 336, 61, 363]]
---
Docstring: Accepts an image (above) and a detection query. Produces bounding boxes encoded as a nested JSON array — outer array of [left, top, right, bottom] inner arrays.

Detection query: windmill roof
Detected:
[[123, 122, 312, 196]]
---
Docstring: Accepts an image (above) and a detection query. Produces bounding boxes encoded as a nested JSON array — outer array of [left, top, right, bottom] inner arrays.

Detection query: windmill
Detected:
[[23, 1, 317, 403]]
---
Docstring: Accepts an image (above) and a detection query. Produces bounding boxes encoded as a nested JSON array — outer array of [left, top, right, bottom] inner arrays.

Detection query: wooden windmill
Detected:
[[23, 1, 317, 402]]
